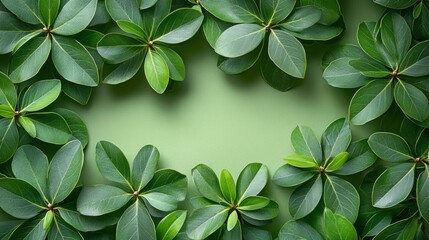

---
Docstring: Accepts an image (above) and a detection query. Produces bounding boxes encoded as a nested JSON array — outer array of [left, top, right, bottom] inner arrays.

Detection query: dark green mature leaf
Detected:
[[280, 6, 321, 32], [140, 0, 158, 9], [243, 226, 272, 240], [0, 72, 17, 108], [323, 208, 357, 240], [324, 176, 359, 223], [39, 0, 60, 27], [0, 11, 35, 54], [373, 216, 419, 240], [144, 169, 187, 201], [321, 118, 352, 160], [116, 200, 156, 240], [52, 0, 97, 36], [131, 145, 159, 191], [77, 184, 130, 216], [0, 118, 19, 163], [155, 8, 203, 44], [268, 29, 306, 78], [142, 191, 177, 212], [289, 24, 343, 41], [272, 164, 315, 187], [417, 166, 429, 223], [219, 169, 236, 203], [335, 140, 377, 175], [400, 40, 429, 77], [155, 46, 185, 81], [289, 175, 322, 219], [278, 220, 323, 240], [260, 0, 295, 24], [322, 44, 367, 69], [9, 36, 51, 83], [49, 217, 84, 239], [224, 219, 242, 240], [96, 141, 132, 190], [52, 35, 98, 86], [156, 210, 187, 240], [357, 21, 386, 64], [61, 80, 92, 105], [27, 112, 71, 144], [323, 58, 370, 88], [10, 215, 48, 239], [362, 211, 392, 237], [192, 164, 225, 203], [12, 145, 49, 197], [0, 105, 14, 118], [59, 208, 118, 232], [105, 0, 142, 27], [300, 0, 341, 25], [144, 49, 169, 94], [416, 129, 429, 156], [236, 163, 268, 203], [1, 0, 42, 25], [215, 24, 265, 58], [0, 220, 24, 240], [349, 59, 391, 78], [102, 51, 145, 85], [13, 30, 44, 54], [368, 132, 413, 162], [395, 80, 429, 121], [54, 108, 89, 148], [186, 205, 229, 239], [260, 51, 298, 91], [291, 125, 323, 164], [349, 80, 394, 125], [21, 79, 61, 112], [140, 0, 171, 37], [98, 34, 143, 65], [380, 12, 411, 64], [218, 42, 263, 74], [200, 0, 261, 24], [373, 0, 419, 9], [239, 200, 279, 221], [202, 13, 232, 49], [0, 178, 44, 219], [372, 163, 415, 208], [285, 154, 319, 168]]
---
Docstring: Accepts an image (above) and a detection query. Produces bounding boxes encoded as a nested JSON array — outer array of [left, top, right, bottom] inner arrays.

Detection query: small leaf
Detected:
[[368, 132, 413, 162], [20, 79, 61, 112], [219, 169, 236, 203], [156, 210, 187, 240], [357, 21, 386, 64], [0, 72, 17, 108], [143, 169, 187, 202], [236, 163, 268, 203], [335, 140, 377, 175], [199, 0, 261, 24], [289, 23, 343, 41], [144, 49, 169, 94], [97, 33, 144, 64], [321, 118, 352, 160], [131, 145, 159, 191], [27, 112, 71, 144], [324, 176, 360, 223], [238, 196, 270, 211], [52, 0, 97, 36], [239, 200, 279, 221], [326, 152, 349, 172], [289, 175, 322, 219], [0, 118, 19, 163], [77, 184, 130, 216], [284, 154, 319, 168], [43, 211, 54, 230], [278, 220, 323, 240], [280, 6, 321, 32], [323, 208, 357, 240], [394, 80, 429, 122], [272, 164, 316, 187], [0, 105, 14, 118], [116, 200, 156, 240], [102, 51, 145, 85], [227, 210, 238, 231], [39, 0, 60, 27], [192, 164, 225, 203], [142, 192, 178, 212], [291, 125, 323, 164], [186, 205, 229, 240], [224, 220, 242, 240]]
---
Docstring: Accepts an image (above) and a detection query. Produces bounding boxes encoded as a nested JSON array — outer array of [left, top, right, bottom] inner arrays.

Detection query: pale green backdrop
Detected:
[[68, 0, 384, 233]]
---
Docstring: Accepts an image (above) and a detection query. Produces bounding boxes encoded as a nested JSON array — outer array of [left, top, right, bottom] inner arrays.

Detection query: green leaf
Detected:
[[0, 178, 44, 219], [349, 59, 391, 78], [155, 8, 203, 44], [140, 0, 171, 37], [218, 42, 263, 75], [289, 175, 322, 219], [58, 208, 118, 232], [236, 163, 268, 203], [321, 118, 352, 160], [61, 80, 92, 105], [52, 35, 99, 86], [324, 176, 359, 223], [186, 205, 229, 239], [192, 164, 224, 203], [49, 217, 84, 239], [102, 51, 145, 85], [323, 58, 371, 88], [289, 23, 343, 41], [400, 40, 429, 77], [19, 116, 36, 137], [21, 79, 61, 112], [1, 0, 42, 25], [0, 118, 19, 163], [155, 45, 185, 81], [224, 220, 242, 240], [48, 140, 83, 203], [0, 220, 24, 240], [272, 164, 315, 187], [268, 29, 306, 78], [215, 24, 265, 58], [39, 0, 59, 27], [326, 152, 349, 172], [335, 139, 377, 175], [323, 208, 357, 240], [372, 163, 415, 208], [416, 129, 429, 157], [380, 12, 411, 63], [43, 210, 54, 230], [243, 226, 272, 240], [0, 11, 35, 54], [116, 20, 147, 40], [373, 216, 419, 240], [140, 0, 158, 9], [202, 13, 232, 49], [105, 0, 142, 27], [291, 125, 323, 164], [12, 145, 49, 198], [300, 0, 341, 25], [368, 132, 413, 162], [142, 192, 178, 212], [322, 44, 367, 69], [199, 0, 261, 24], [260, 0, 295, 24], [77, 184, 130, 216], [280, 6, 321, 32], [417, 166, 429, 223], [238, 196, 270, 211], [156, 210, 187, 240], [260, 51, 298, 91], [96, 141, 132, 190], [349, 80, 394, 125], [54, 108, 89, 148], [52, 0, 97, 36], [9, 36, 51, 83], [239, 200, 279, 221], [0, 72, 17, 109], [131, 145, 159, 191], [0, 105, 14, 118], [97, 33, 143, 64], [10, 215, 48, 239], [143, 169, 187, 201], [116, 200, 156, 240], [219, 169, 236, 203], [362, 211, 392, 237], [284, 154, 318, 168], [395, 80, 429, 121], [357, 21, 386, 64], [278, 220, 323, 240], [227, 210, 238, 231], [373, 0, 419, 9], [27, 112, 71, 144], [413, 1, 423, 18], [144, 49, 169, 94]]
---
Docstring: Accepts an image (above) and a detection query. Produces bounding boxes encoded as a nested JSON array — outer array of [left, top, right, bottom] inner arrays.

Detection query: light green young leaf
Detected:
[[39, 0, 60, 27], [238, 196, 270, 211], [0, 118, 18, 163], [326, 152, 349, 172], [21, 79, 61, 112], [227, 210, 238, 231], [156, 210, 187, 240], [27, 112, 71, 144], [395, 80, 429, 121], [368, 132, 413, 162], [0, 105, 14, 118], [224, 220, 242, 240], [144, 49, 169, 94], [289, 175, 322, 219], [291, 125, 323, 164], [219, 169, 236, 203], [236, 163, 268, 203], [52, 0, 97, 36], [132, 145, 159, 191], [77, 184, 130, 216], [19, 116, 36, 137], [186, 205, 229, 239], [284, 154, 319, 168], [116, 20, 147, 40]]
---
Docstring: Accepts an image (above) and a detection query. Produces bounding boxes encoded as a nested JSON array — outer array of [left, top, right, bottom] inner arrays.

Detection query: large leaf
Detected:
[[52, 0, 97, 36], [54, 108, 89, 148], [399, 40, 429, 77], [61, 80, 92, 105], [291, 125, 323, 164], [12, 145, 49, 198], [272, 164, 315, 187], [96, 141, 132, 190], [395, 80, 429, 121], [323, 57, 371, 88], [58, 208, 118, 232], [9, 36, 51, 83], [417, 166, 429, 223], [131, 145, 159, 191], [27, 112, 71, 144], [39, 0, 60, 27], [143, 169, 187, 202], [260, 0, 295, 24], [52, 35, 98, 86], [368, 132, 413, 162], [116, 200, 156, 240], [374, 0, 420, 9], [218, 42, 263, 74], [49, 218, 84, 239], [155, 8, 203, 44], [215, 24, 265, 58], [10, 215, 48, 239], [192, 164, 224, 203], [202, 12, 232, 49], [239, 200, 279, 221], [0, 118, 18, 163], [321, 118, 352, 160], [105, 0, 142, 27], [362, 211, 392, 237], [372, 163, 415, 208], [156, 210, 187, 240], [144, 49, 169, 94], [0, 178, 44, 219], [0, 11, 35, 54], [77, 184, 130, 216], [155, 46, 185, 81], [1, 0, 42, 25], [324, 176, 360, 223], [289, 175, 322, 219], [335, 140, 377, 175], [21, 79, 61, 112], [0, 72, 17, 108], [236, 163, 268, 203], [323, 208, 357, 240], [278, 220, 323, 240], [97, 33, 143, 64], [200, 0, 262, 24], [268, 29, 306, 78], [300, 0, 341, 25], [357, 21, 386, 64], [260, 50, 299, 91], [280, 6, 321, 32], [48, 140, 83, 203], [373, 216, 419, 240], [380, 12, 411, 64], [186, 205, 229, 239], [349, 80, 394, 125]]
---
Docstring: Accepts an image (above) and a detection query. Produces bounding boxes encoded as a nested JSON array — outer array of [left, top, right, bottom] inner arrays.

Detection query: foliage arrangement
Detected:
[[0, 0, 428, 239]]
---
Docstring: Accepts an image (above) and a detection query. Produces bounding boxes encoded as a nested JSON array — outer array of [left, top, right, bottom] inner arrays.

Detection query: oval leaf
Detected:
[[116, 200, 156, 240], [291, 125, 323, 164], [289, 175, 322, 219], [368, 132, 413, 162], [52, 0, 97, 36], [27, 112, 71, 144], [192, 164, 224, 203], [144, 49, 169, 94], [77, 184, 130, 216], [186, 205, 229, 239], [21, 79, 61, 112], [236, 163, 268, 203], [131, 145, 159, 191], [324, 176, 360, 223], [156, 210, 187, 240], [0, 118, 19, 163], [272, 164, 316, 187]]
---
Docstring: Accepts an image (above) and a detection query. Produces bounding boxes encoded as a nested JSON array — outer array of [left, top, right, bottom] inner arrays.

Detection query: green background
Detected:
[[68, 0, 384, 233]]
